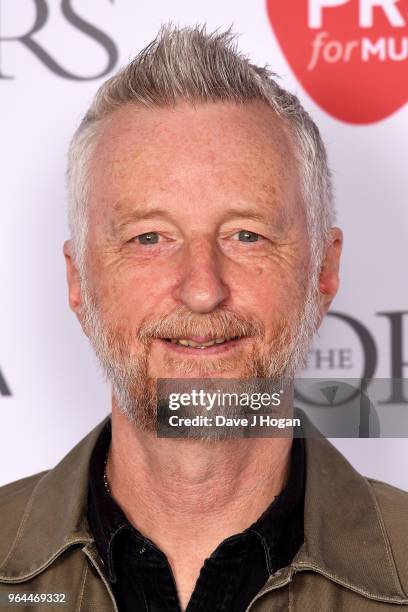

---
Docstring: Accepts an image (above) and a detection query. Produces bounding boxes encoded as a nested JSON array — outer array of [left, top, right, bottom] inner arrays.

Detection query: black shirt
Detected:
[[87, 420, 305, 612]]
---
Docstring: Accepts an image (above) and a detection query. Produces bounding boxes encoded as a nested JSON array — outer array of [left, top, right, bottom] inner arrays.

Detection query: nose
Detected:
[[174, 238, 230, 313]]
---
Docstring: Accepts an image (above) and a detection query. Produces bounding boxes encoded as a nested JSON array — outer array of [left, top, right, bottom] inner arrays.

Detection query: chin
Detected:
[[149, 358, 249, 379]]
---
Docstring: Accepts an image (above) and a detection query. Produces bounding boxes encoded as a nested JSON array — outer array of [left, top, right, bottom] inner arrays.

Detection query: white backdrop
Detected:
[[1, 0, 407, 488]]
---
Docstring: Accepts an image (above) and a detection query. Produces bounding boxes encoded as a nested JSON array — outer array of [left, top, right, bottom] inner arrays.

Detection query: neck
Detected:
[[107, 398, 293, 608]]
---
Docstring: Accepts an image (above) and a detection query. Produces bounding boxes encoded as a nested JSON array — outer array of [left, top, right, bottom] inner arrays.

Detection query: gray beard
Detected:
[[79, 273, 321, 436]]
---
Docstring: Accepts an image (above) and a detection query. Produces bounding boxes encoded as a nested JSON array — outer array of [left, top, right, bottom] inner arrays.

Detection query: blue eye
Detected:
[[238, 230, 259, 242], [137, 232, 159, 245]]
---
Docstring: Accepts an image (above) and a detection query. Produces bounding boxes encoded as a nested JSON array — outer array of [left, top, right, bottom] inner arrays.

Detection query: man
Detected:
[[0, 25, 407, 612]]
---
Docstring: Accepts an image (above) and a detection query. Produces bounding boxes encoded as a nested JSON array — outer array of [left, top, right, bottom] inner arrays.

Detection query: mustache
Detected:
[[137, 306, 265, 341]]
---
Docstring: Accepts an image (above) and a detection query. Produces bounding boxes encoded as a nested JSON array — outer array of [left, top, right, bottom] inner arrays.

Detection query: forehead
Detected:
[[88, 100, 301, 224]]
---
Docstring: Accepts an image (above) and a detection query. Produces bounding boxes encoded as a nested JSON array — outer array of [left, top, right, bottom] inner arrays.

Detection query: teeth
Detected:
[[168, 337, 231, 348]]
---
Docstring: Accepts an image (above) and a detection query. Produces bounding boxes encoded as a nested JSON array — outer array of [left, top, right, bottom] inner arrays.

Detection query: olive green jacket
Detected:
[[0, 416, 408, 611]]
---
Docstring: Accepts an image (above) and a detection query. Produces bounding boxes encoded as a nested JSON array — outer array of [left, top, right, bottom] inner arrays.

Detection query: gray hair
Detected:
[[67, 24, 335, 277]]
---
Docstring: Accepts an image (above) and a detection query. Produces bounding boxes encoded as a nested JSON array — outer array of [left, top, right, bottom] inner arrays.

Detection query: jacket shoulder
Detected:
[[368, 477, 408, 593], [368, 477, 408, 515], [0, 471, 49, 505], [0, 472, 48, 567]]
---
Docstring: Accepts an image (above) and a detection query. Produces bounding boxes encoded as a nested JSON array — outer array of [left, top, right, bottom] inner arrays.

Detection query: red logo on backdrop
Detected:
[[266, 0, 408, 124]]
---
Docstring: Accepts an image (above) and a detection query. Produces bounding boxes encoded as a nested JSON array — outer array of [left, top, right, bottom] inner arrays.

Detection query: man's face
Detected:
[[66, 101, 328, 428]]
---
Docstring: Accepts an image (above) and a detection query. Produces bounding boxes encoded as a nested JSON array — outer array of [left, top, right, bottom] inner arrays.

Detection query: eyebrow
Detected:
[[109, 207, 173, 236], [221, 208, 281, 225], [108, 204, 289, 236]]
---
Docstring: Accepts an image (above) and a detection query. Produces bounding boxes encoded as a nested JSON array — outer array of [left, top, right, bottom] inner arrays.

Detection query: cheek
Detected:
[[232, 265, 304, 312], [237, 273, 307, 345], [94, 264, 173, 328]]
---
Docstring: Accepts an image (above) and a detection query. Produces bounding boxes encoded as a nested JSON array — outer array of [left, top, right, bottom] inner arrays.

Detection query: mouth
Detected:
[[158, 336, 244, 355]]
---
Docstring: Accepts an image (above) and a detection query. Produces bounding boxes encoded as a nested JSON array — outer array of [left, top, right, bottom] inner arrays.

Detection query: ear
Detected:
[[63, 240, 83, 317], [318, 227, 343, 319]]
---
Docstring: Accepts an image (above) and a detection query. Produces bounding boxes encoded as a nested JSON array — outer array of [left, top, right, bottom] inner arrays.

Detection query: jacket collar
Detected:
[[0, 413, 406, 603], [277, 413, 407, 603], [0, 417, 108, 582]]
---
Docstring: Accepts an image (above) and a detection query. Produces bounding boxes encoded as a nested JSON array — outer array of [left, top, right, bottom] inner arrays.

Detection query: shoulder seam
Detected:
[[0, 471, 49, 495], [367, 478, 408, 496], [75, 556, 89, 612]]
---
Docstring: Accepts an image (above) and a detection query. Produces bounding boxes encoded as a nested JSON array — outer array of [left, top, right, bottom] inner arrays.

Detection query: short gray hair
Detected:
[[67, 24, 335, 276]]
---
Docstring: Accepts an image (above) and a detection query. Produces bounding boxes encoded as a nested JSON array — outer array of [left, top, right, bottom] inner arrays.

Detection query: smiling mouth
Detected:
[[161, 336, 241, 350]]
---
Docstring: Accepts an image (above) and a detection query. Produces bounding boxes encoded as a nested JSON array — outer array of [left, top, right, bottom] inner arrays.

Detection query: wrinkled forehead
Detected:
[[87, 100, 303, 228]]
